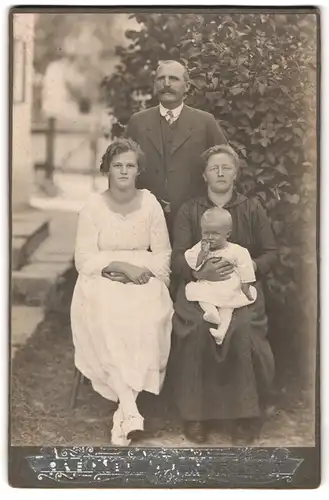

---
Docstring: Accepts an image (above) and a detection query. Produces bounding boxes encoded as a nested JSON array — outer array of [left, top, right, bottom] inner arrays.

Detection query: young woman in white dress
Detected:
[[70, 138, 174, 446]]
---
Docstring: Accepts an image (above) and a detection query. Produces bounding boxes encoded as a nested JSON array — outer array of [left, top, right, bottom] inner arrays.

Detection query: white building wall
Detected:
[[12, 14, 35, 211]]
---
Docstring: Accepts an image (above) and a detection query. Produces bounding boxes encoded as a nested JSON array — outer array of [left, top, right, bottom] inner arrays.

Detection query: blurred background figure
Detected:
[[31, 13, 139, 210], [42, 28, 103, 124]]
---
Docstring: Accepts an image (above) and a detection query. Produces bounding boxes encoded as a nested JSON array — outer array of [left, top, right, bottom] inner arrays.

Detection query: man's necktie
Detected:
[[166, 110, 175, 126]]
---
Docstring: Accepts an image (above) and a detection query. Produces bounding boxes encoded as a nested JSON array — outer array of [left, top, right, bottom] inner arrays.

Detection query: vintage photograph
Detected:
[[9, 7, 319, 487]]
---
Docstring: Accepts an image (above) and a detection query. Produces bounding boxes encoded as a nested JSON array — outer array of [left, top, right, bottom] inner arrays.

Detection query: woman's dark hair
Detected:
[[100, 138, 145, 174], [200, 144, 240, 172]]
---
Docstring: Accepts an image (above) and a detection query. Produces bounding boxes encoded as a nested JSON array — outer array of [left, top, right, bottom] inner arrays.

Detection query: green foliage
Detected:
[[102, 13, 318, 387]]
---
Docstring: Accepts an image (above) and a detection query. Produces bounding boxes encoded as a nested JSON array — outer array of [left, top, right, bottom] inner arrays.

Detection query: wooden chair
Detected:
[[68, 366, 85, 411]]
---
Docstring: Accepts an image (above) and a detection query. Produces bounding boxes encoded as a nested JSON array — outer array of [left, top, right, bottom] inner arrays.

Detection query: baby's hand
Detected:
[[241, 283, 254, 301], [196, 250, 207, 269], [201, 239, 211, 253], [195, 239, 211, 268]]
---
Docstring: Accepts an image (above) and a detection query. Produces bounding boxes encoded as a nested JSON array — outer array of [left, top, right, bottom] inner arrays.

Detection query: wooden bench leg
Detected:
[[68, 367, 83, 411]]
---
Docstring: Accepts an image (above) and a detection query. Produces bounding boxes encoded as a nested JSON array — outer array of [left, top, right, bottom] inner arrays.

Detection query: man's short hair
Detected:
[[155, 60, 189, 82]]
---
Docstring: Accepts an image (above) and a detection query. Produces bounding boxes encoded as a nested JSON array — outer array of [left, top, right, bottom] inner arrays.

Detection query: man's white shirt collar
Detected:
[[159, 102, 184, 120]]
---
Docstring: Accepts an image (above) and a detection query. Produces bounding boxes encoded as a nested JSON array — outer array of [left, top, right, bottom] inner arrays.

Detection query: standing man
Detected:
[[125, 60, 227, 232]]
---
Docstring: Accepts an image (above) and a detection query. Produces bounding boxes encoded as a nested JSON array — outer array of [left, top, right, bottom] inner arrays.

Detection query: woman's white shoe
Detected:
[[111, 408, 131, 446], [111, 408, 144, 446], [122, 413, 144, 437]]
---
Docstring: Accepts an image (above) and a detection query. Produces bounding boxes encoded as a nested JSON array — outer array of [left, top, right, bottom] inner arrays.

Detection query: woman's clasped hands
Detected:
[[102, 263, 154, 285]]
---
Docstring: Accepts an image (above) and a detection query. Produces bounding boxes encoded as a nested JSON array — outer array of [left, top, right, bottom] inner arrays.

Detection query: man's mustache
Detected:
[[159, 88, 176, 94]]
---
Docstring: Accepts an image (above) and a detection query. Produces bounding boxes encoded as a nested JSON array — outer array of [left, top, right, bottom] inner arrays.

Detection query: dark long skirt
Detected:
[[171, 281, 275, 421]]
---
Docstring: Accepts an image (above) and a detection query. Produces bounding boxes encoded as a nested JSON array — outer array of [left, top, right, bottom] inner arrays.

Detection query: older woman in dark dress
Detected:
[[171, 144, 277, 444]]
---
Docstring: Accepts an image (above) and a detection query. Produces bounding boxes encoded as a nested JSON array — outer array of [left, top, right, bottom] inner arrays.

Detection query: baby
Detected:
[[185, 207, 257, 345]]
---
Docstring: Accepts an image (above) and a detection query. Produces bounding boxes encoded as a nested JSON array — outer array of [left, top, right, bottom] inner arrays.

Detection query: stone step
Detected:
[[12, 237, 28, 270], [11, 346, 18, 360], [12, 211, 49, 270], [30, 234, 75, 265], [11, 261, 72, 306], [11, 210, 76, 306], [11, 305, 44, 348]]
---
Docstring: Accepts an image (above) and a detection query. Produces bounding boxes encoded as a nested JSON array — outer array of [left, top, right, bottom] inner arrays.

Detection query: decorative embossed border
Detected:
[[9, 446, 320, 488], [28, 447, 303, 486]]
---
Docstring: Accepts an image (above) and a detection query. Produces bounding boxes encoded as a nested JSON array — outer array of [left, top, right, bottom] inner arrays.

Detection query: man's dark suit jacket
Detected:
[[126, 104, 227, 217]]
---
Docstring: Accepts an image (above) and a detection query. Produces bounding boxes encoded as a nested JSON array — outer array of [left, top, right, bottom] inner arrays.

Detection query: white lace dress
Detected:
[[70, 190, 173, 417]]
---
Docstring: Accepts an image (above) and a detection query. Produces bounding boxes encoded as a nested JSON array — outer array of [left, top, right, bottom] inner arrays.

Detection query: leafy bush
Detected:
[[102, 12, 318, 390]]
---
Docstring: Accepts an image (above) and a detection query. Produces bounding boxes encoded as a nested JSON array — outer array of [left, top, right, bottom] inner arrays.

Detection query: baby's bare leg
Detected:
[[210, 308, 234, 345], [199, 302, 221, 324]]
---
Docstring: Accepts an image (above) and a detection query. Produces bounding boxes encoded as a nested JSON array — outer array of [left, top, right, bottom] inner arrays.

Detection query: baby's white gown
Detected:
[[70, 189, 174, 403], [185, 241, 257, 307]]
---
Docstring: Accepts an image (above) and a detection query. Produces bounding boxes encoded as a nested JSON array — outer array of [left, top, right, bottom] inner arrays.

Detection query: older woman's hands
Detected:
[[193, 257, 234, 282]]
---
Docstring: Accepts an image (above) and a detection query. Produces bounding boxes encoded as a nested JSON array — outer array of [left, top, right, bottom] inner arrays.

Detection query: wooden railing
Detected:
[[31, 117, 108, 180]]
